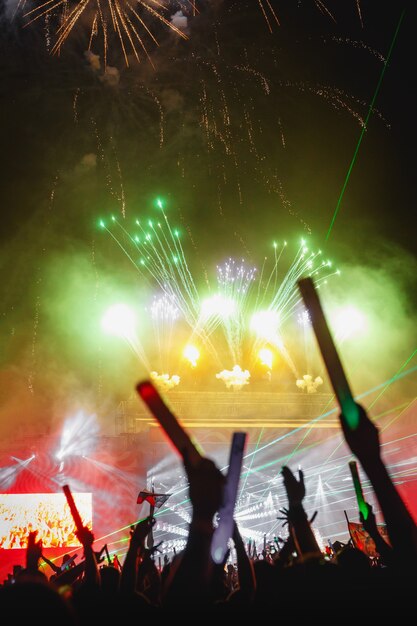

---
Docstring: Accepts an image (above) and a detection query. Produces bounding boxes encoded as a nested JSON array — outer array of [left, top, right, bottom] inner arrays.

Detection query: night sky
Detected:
[[0, 1, 417, 580], [0, 1, 415, 432]]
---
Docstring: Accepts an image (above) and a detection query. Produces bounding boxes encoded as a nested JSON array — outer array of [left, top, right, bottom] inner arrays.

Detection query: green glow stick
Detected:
[[348, 460, 368, 520], [298, 277, 360, 430]]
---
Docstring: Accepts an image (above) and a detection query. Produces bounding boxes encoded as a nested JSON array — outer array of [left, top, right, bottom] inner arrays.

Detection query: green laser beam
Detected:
[[238, 427, 265, 498], [75, 366, 416, 547], [243, 400, 410, 478], [325, 9, 406, 242], [241, 363, 417, 465], [325, 348, 416, 463], [381, 396, 417, 432], [368, 348, 416, 410]]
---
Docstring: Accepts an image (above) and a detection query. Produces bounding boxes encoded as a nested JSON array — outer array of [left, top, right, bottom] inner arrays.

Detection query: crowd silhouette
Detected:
[[1, 397, 416, 623]]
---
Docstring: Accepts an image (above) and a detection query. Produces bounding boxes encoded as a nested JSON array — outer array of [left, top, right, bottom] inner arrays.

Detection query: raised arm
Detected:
[[281, 466, 322, 562], [360, 503, 394, 567], [232, 521, 256, 603], [40, 553, 61, 576], [341, 403, 417, 565], [163, 453, 224, 608], [76, 526, 100, 586], [23, 531, 48, 583], [120, 516, 154, 594]]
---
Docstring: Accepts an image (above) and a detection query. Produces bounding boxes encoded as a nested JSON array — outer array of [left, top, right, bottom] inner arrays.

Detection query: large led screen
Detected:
[[0, 493, 92, 549]]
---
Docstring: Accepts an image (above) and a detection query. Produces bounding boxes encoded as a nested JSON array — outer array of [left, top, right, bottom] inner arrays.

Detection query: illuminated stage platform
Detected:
[[115, 389, 348, 556], [116, 391, 338, 436]]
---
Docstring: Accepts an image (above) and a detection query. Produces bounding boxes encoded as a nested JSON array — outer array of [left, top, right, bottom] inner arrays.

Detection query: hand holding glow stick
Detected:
[[349, 460, 369, 520]]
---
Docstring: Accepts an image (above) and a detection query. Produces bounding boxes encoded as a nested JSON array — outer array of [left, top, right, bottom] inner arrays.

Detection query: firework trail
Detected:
[[99, 208, 223, 366], [216, 258, 257, 365], [100, 207, 338, 381], [18, 0, 193, 67], [149, 292, 180, 373], [12, 1, 384, 234]]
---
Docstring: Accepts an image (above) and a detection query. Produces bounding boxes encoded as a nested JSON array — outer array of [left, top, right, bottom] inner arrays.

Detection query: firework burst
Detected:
[[18, 0, 197, 67], [99, 202, 339, 387]]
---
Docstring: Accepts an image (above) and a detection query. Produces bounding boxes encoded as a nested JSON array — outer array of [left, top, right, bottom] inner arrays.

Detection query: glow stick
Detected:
[[298, 277, 360, 429], [211, 432, 247, 564], [136, 380, 202, 466]]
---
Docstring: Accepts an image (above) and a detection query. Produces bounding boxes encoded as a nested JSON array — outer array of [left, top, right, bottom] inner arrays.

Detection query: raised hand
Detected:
[[359, 502, 378, 535], [74, 526, 100, 585], [277, 506, 317, 527], [76, 526, 95, 550], [26, 531, 43, 572], [130, 516, 156, 548], [341, 403, 380, 464], [340, 403, 417, 563], [280, 465, 321, 561], [281, 466, 305, 507], [183, 451, 224, 523], [360, 503, 394, 566], [163, 453, 225, 607]]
